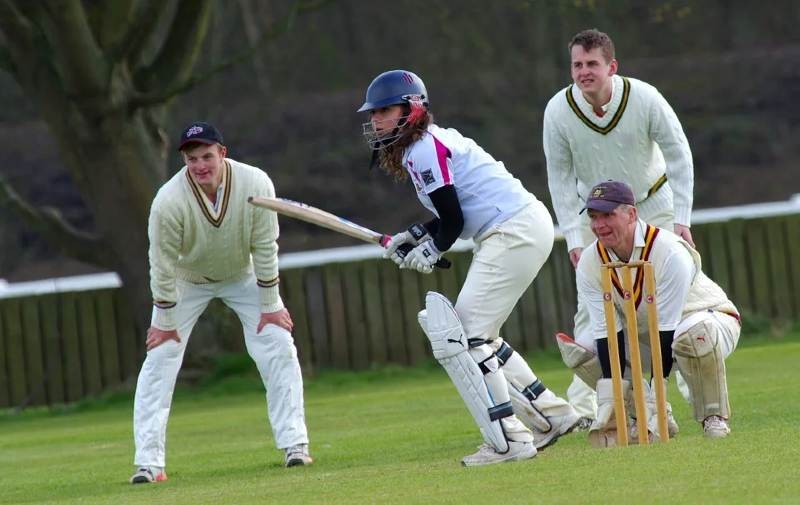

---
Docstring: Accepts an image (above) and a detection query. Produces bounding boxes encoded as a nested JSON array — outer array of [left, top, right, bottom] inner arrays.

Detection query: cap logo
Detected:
[[186, 125, 203, 137], [592, 187, 605, 198]]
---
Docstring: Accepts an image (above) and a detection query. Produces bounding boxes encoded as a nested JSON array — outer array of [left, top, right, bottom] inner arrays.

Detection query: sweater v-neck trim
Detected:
[[566, 76, 630, 135], [185, 161, 232, 228]]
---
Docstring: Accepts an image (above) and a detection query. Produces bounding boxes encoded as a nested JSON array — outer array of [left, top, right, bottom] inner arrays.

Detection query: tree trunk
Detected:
[[54, 111, 168, 338]]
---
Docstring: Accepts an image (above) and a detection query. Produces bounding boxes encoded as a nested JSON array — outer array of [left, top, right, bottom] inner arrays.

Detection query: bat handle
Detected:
[[391, 242, 451, 269]]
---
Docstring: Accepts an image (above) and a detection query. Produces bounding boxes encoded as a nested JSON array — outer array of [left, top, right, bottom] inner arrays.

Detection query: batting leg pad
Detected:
[[672, 319, 731, 422], [419, 292, 527, 451], [556, 333, 603, 387]]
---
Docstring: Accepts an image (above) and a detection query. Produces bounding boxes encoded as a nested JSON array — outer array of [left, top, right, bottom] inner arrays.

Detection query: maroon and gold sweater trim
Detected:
[[185, 161, 232, 228], [597, 224, 660, 308]]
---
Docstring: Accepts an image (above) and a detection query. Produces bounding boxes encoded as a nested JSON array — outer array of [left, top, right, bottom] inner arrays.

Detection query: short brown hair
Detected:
[[568, 29, 615, 62]]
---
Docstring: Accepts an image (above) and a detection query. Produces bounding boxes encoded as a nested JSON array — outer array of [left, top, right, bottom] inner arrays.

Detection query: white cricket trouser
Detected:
[[455, 200, 554, 344], [567, 186, 677, 418], [133, 273, 308, 468]]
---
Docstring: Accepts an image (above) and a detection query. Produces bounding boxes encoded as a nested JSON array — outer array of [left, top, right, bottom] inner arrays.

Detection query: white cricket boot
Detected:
[[461, 440, 537, 467], [510, 388, 580, 450], [703, 415, 730, 438], [462, 415, 536, 467], [130, 466, 167, 484], [284, 444, 313, 467]]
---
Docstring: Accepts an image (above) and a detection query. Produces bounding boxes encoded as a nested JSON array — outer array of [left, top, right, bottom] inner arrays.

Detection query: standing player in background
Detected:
[[358, 70, 579, 466], [575, 181, 738, 443], [130, 122, 312, 484], [543, 29, 695, 428]]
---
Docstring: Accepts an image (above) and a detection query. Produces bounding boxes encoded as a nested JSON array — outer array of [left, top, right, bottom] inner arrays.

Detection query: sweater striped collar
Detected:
[[596, 221, 660, 309], [185, 161, 232, 228], [566, 75, 630, 135]]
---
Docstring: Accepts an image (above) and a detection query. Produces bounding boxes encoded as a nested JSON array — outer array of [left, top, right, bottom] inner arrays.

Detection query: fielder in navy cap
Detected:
[[580, 180, 635, 214], [177, 122, 224, 151]]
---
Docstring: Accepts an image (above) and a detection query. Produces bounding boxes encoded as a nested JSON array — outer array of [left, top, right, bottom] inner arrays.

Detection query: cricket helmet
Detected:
[[357, 70, 428, 112], [359, 70, 429, 150]]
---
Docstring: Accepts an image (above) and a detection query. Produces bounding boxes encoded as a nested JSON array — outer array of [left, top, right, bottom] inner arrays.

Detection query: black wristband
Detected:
[[407, 223, 430, 242]]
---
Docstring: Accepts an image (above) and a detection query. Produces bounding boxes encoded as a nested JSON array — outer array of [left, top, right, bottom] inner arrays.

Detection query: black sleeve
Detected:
[[597, 330, 626, 379], [424, 185, 463, 252]]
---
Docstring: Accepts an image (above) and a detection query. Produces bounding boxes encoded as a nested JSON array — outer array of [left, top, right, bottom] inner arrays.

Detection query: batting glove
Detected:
[[401, 240, 441, 274], [383, 223, 430, 266]]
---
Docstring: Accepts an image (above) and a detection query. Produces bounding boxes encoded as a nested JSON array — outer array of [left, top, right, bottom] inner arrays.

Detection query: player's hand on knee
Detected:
[[258, 308, 294, 333], [402, 240, 441, 274], [383, 223, 431, 265], [146, 326, 181, 350]]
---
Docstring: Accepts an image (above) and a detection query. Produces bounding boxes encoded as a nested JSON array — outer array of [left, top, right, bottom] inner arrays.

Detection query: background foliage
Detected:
[[1, 0, 798, 281]]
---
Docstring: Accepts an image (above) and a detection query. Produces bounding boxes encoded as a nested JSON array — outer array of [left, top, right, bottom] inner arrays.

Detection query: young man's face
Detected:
[[570, 45, 617, 96], [182, 143, 227, 189], [588, 206, 636, 251]]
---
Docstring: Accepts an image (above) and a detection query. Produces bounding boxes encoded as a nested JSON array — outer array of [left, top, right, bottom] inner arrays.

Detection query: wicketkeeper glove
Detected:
[[401, 239, 442, 274], [382, 223, 431, 266]]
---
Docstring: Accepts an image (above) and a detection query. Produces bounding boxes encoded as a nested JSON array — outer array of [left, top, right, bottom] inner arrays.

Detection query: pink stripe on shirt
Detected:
[[432, 135, 452, 184]]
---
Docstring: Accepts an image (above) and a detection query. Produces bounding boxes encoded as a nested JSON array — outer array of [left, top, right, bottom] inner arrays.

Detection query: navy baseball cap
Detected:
[[177, 122, 224, 151], [580, 180, 636, 214]]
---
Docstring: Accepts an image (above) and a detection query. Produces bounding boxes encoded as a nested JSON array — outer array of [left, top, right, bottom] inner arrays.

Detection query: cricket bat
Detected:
[[248, 196, 451, 269]]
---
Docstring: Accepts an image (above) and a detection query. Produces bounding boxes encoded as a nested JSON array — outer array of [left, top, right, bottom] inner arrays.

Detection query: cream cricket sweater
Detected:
[[148, 158, 282, 330], [544, 75, 694, 251]]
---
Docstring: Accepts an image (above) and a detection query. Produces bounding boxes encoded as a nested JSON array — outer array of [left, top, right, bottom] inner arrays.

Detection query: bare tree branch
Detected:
[[0, 175, 111, 268], [85, 0, 135, 50], [35, 0, 107, 97], [110, 0, 175, 64], [237, 0, 272, 95], [132, 0, 213, 95], [0, 0, 33, 55], [129, 0, 333, 109]]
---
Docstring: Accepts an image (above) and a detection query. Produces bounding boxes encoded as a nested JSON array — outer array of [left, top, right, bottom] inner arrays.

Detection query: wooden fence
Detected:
[[1, 212, 799, 409]]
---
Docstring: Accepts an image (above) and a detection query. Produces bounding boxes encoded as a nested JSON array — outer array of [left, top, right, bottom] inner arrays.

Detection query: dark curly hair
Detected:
[[377, 107, 434, 181]]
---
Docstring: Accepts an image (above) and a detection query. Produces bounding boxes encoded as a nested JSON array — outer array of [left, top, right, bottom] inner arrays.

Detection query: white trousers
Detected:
[[568, 187, 676, 418], [133, 274, 308, 468], [456, 200, 554, 343]]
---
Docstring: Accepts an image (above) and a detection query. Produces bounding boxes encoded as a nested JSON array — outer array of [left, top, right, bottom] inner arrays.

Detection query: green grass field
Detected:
[[2, 335, 798, 505]]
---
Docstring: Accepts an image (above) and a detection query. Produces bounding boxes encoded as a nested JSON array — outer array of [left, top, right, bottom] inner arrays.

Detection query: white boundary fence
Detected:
[[1, 193, 799, 299]]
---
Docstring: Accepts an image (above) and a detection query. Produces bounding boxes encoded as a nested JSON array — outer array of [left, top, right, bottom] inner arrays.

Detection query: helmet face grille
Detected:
[[361, 111, 416, 150]]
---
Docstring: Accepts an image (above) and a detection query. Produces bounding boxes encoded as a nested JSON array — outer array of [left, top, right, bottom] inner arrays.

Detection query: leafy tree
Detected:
[[0, 0, 329, 338]]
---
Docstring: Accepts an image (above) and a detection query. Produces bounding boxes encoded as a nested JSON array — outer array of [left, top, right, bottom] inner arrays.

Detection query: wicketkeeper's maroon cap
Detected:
[[580, 180, 636, 214], [177, 122, 224, 151]]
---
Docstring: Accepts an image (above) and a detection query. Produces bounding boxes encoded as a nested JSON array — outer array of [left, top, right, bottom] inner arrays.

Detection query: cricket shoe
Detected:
[[703, 415, 730, 438], [511, 387, 581, 450], [285, 444, 313, 467], [531, 406, 581, 450], [461, 440, 536, 467], [129, 466, 167, 484]]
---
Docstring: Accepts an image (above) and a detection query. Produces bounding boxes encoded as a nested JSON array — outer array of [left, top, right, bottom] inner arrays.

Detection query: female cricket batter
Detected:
[[357, 70, 579, 466]]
